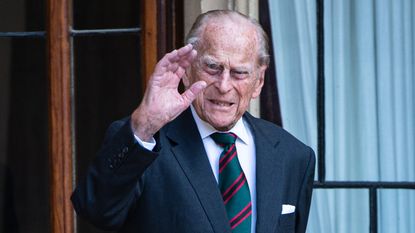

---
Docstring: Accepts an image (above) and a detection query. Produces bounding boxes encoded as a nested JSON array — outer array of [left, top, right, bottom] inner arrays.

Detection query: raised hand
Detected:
[[131, 44, 206, 141]]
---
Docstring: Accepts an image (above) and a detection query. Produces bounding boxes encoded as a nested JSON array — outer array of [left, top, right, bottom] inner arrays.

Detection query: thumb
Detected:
[[181, 81, 207, 106]]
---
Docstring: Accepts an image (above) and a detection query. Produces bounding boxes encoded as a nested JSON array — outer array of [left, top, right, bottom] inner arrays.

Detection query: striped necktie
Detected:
[[211, 132, 252, 233]]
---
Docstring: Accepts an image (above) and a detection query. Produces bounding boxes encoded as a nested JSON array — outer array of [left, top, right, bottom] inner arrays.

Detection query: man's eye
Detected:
[[207, 63, 220, 70], [204, 63, 221, 75], [231, 70, 249, 79]]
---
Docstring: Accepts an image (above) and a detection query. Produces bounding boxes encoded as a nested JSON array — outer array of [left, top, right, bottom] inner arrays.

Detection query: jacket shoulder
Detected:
[[245, 114, 312, 153]]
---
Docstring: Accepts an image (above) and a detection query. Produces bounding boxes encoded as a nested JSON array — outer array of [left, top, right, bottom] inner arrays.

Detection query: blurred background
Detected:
[[0, 0, 413, 232]]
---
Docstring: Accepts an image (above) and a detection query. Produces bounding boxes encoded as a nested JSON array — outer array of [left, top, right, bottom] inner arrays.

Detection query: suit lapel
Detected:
[[166, 109, 232, 233], [244, 114, 283, 233]]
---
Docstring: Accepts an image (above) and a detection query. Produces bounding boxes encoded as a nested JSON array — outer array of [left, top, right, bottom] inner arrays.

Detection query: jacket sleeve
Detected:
[[295, 147, 316, 233], [71, 118, 158, 231]]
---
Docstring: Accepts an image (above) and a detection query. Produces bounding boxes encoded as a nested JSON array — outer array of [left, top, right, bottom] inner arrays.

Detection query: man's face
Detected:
[[184, 20, 266, 131]]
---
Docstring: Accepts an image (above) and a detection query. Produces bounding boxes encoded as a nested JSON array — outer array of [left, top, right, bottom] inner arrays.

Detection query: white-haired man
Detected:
[[72, 10, 315, 233]]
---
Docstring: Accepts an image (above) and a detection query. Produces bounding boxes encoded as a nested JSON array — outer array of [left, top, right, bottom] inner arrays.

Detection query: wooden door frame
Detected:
[[141, 0, 184, 91], [47, 0, 74, 232], [47, 1, 183, 232]]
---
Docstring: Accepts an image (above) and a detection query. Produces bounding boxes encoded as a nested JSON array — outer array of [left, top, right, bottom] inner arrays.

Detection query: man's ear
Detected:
[[251, 65, 267, 99]]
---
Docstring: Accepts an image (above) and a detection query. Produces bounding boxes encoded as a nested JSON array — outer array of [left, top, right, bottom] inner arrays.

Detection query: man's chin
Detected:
[[209, 119, 236, 132], [200, 111, 239, 131]]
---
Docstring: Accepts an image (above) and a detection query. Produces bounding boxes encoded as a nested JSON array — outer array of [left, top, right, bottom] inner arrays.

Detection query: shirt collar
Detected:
[[190, 106, 250, 145]]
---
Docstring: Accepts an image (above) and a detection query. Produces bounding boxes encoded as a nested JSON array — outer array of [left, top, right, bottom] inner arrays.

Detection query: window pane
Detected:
[[73, 0, 140, 29], [74, 36, 142, 232], [0, 0, 45, 31], [0, 38, 50, 233], [324, 0, 415, 181], [307, 189, 369, 233], [378, 189, 415, 233]]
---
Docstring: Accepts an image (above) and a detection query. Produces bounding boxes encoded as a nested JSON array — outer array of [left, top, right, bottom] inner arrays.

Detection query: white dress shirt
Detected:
[[134, 107, 257, 233]]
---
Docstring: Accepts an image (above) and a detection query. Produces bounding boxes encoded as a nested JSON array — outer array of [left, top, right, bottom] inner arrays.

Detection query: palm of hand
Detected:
[[131, 44, 206, 141]]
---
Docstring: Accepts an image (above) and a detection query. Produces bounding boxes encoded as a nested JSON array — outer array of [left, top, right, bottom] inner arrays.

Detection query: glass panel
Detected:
[[307, 189, 369, 233], [324, 0, 415, 181], [378, 189, 415, 233], [74, 36, 142, 233], [0, 38, 49, 233], [0, 0, 45, 31], [73, 0, 140, 29]]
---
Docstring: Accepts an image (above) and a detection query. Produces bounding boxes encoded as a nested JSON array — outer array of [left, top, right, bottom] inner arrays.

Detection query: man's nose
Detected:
[[215, 70, 232, 93]]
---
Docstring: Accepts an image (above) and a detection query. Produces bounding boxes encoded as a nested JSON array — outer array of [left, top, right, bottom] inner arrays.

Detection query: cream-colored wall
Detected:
[[183, 0, 261, 117]]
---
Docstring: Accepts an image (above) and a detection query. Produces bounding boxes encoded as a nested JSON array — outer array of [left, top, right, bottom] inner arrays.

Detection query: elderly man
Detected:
[[72, 10, 315, 233]]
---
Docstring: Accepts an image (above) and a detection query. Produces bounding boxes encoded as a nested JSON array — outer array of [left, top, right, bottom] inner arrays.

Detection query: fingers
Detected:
[[176, 43, 194, 57], [154, 44, 197, 76], [167, 44, 197, 70], [168, 44, 193, 61], [181, 81, 207, 106], [175, 67, 186, 80]]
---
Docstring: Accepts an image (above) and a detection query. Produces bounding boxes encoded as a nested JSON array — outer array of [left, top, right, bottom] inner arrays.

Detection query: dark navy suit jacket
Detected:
[[71, 108, 315, 233]]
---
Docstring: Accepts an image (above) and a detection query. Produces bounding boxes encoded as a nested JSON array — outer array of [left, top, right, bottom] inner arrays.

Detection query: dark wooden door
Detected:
[[0, 0, 182, 232]]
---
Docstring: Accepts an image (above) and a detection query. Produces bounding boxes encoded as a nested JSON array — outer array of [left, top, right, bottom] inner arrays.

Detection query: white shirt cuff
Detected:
[[133, 134, 156, 151]]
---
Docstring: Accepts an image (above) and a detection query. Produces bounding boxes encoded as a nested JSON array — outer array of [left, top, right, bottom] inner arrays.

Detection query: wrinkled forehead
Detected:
[[199, 19, 259, 64]]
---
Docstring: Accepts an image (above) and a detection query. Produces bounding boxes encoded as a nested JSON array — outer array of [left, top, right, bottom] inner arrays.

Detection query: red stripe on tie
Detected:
[[223, 177, 246, 204], [222, 172, 244, 197], [231, 209, 252, 229], [230, 202, 252, 229], [219, 151, 237, 173], [219, 144, 235, 164], [219, 144, 235, 165]]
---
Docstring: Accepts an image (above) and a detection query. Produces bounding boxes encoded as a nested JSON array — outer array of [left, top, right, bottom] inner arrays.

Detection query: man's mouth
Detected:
[[210, 99, 234, 107]]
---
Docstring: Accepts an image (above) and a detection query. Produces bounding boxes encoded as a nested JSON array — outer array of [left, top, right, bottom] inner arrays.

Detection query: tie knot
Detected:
[[211, 132, 237, 146]]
